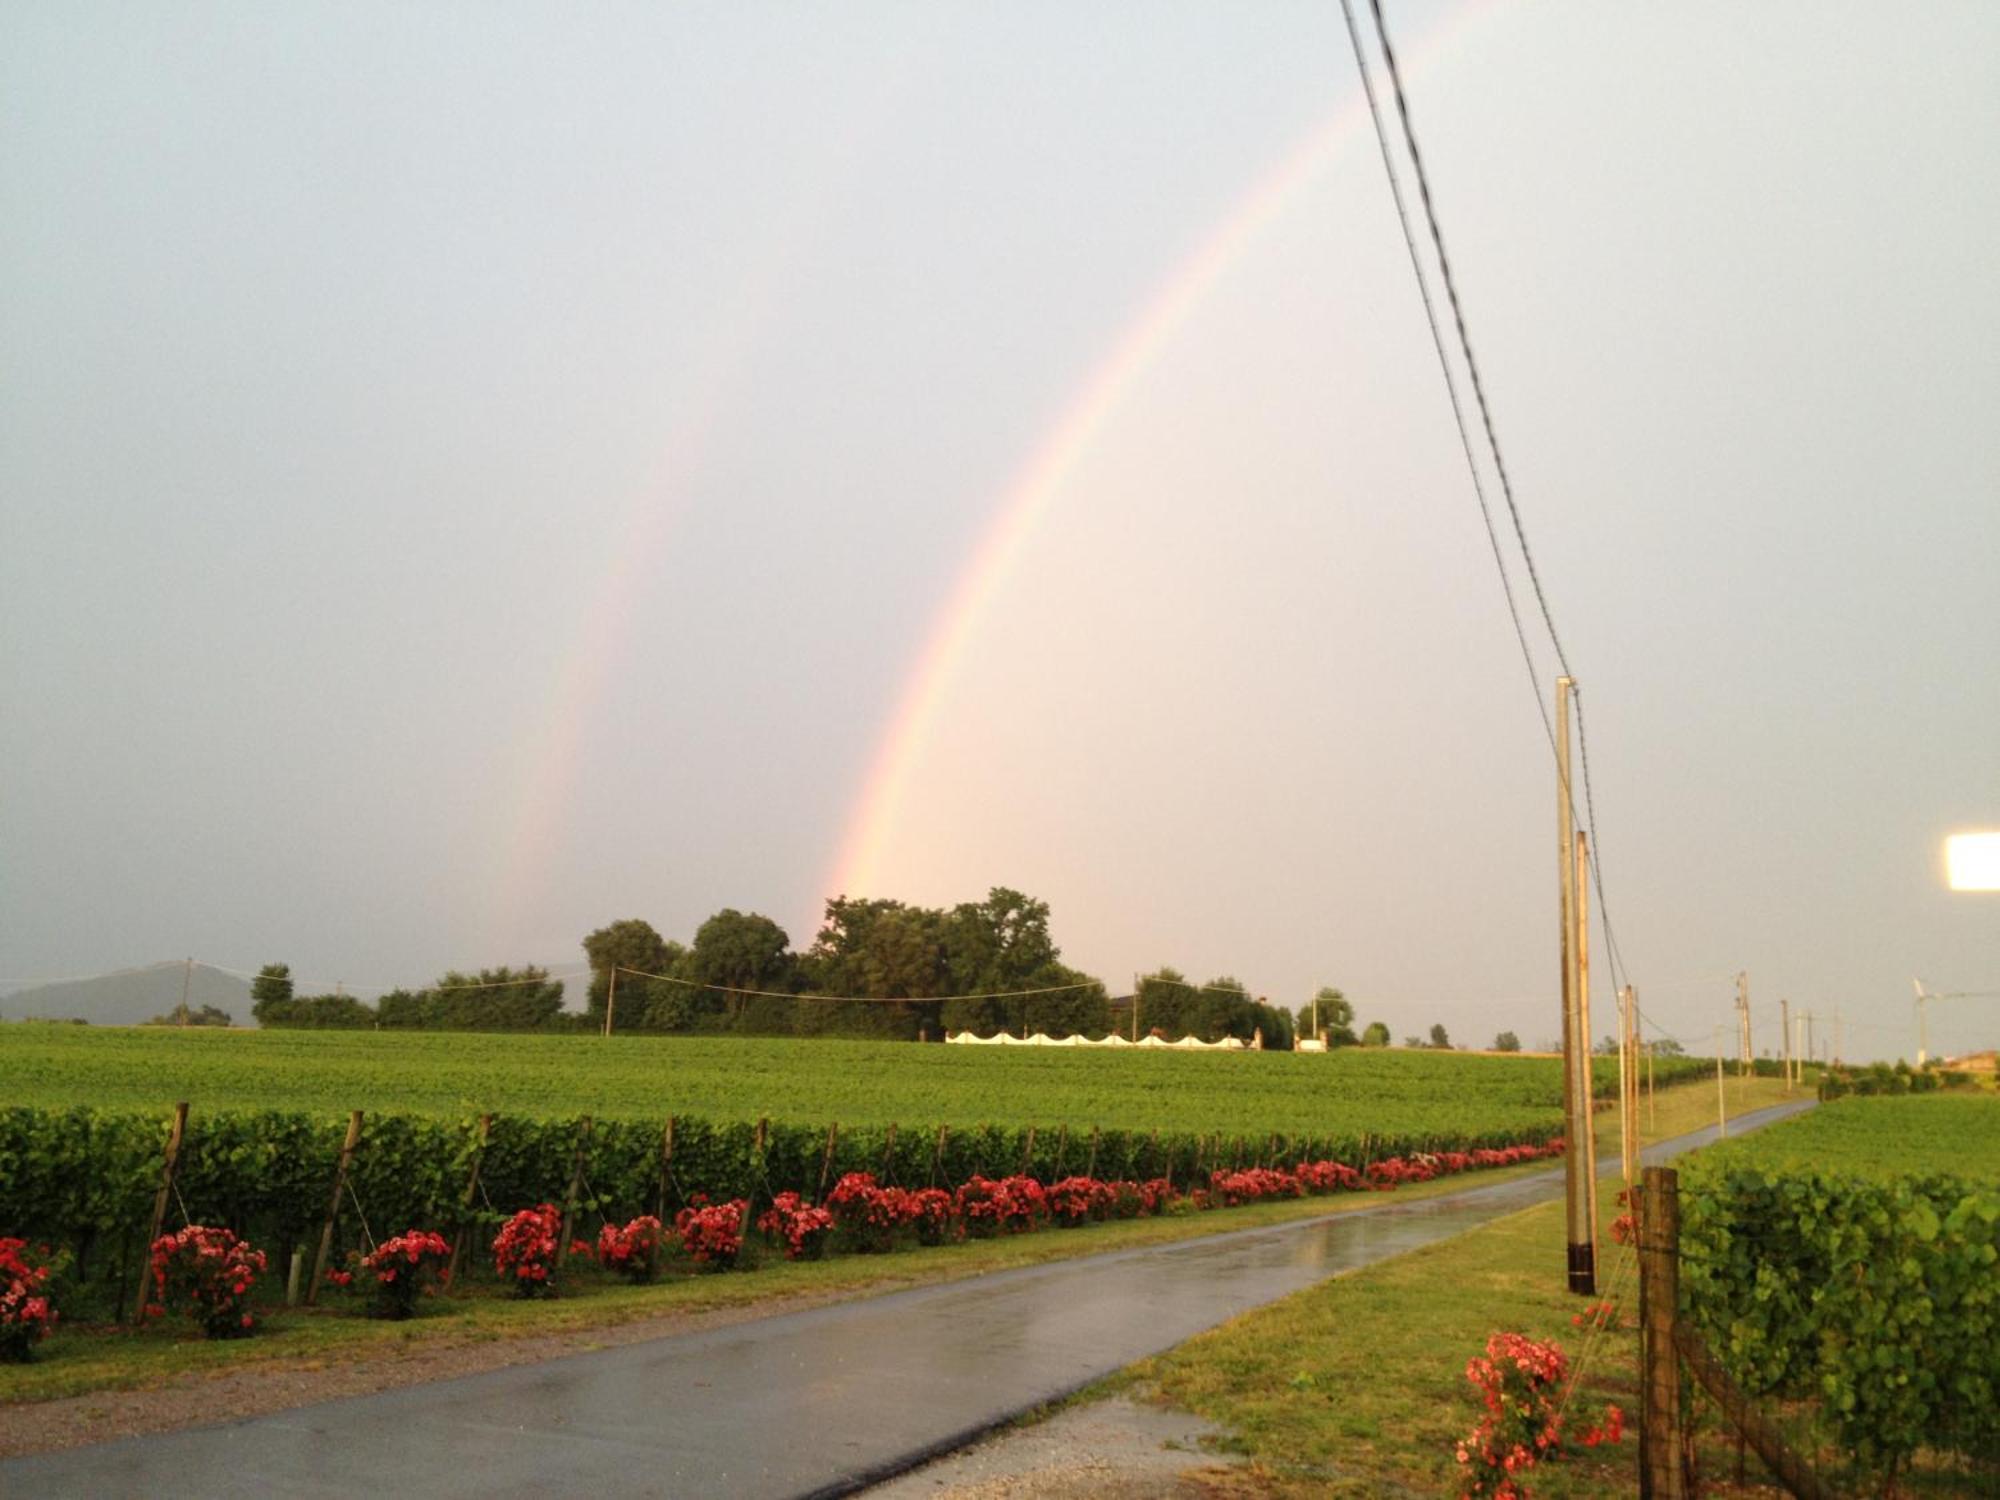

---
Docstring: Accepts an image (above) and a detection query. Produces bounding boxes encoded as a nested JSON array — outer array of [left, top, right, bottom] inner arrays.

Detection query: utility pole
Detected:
[[1803, 1010, 1814, 1071], [1556, 675, 1594, 1295], [1912, 979, 1929, 1066], [1780, 997, 1791, 1091], [1735, 972, 1752, 1078], [1618, 984, 1639, 1186], [1833, 1010, 1843, 1067], [1577, 829, 1599, 1237], [603, 966, 619, 1038], [1713, 1024, 1727, 1138], [176, 956, 193, 1026]]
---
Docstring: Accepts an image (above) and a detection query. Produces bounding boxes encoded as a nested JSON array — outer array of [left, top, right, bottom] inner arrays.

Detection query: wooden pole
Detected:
[[657, 1115, 676, 1219], [1019, 1124, 1037, 1176], [1780, 997, 1791, 1091], [1576, 828, 1600, 1258], [557, 1115, 593, 1266], [1647, 1040, 1656, 1128], [1053, 1124, 1068, 1177], [736, 1117, 767, 1242], [176, 957, 193, 1026], [446, 1113, 492, 1291], [1617, 986, 1633, 1187], [817, 1121, 840, 1200], [1086, 1126, 1100, 1180], [1637, 1166, 1685, 1499], [1676, 1324, 1834, 1500], [930, 1124, 948, 1187], [881, 1122, 898, 1182], [138, 1101, 190, 1319], [603, 966, 619, 1038], [1714, 1028, 1727, 1138], [307, 1110, 363, 1306], [1556, 675, 1594, 1295]]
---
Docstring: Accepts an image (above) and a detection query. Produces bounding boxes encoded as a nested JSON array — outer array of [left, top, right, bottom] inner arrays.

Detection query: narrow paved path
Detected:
[[4, 1100, 1811, 1500]]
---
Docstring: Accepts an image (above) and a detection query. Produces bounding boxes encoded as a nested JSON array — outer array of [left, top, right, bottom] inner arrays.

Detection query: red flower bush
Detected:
[[757, 1193, 835, 1260], [903, 1187, 957, 1246], [361, 1229, 451, 1319], [826, 1173, 907, 1253], [956, 1175, 1047, 1237], [0, 1239, 56, 1362], [597, 1214, 668, 1281], [493, 1204, 562, 1296], [676, 1199, 746, 1270], [149, 1225, 267, 1339], [1046, 1176, 1116, 1227], [1455, 1331, 1623, 1497], [1209, 1167, 1307, 1207]]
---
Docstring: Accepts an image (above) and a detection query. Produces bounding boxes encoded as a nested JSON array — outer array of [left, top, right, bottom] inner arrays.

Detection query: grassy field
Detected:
[[1690, 1091, 2000, 1180], [0, 1024, 1677, 1136], [1125, 1076, 1804, 1497]]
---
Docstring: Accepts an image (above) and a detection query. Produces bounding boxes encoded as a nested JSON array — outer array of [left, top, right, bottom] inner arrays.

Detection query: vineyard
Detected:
[[0, 1024, 1693, 1133], [1678, 1094, 2000, 1483]]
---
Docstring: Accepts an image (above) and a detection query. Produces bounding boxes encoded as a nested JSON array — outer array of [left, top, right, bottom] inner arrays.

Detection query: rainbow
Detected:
[[827, 2, 1483, 901]]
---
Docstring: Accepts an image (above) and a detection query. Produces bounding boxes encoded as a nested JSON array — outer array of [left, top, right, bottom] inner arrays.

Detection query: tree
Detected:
[[1361, 1020, 1391, 1048], [1493, 1030, 1522, 1052], [377, 968, 565, 1030], [689, 909, 795, 1020], [1297, 986, 1358, 1046], [148, 1003, 231, 1027], [581, 919, 674, 1021], [250, 963, 293, 1023], [1429, 1022, 1452, 1050]]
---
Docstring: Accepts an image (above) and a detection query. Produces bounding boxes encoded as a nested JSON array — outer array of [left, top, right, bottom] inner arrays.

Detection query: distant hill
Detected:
[[1, 961, 253, 1027]]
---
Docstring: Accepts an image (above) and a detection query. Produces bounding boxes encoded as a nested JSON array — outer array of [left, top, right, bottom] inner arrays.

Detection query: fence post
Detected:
[[1019, 1124, 1037, 1176], [1053, 1124, 1068, 1178], [817, 1121, 840, 1200], [930, 1124, 948, 1187], [881, 1122, 897, 1182], [1086, 1126, 1100, 1181], [1638, 1165, 1685, 1499], [736, 1117, 767, 1243], [556, 1115, 593, 1267], [446, 1113, 492, 1292], [307, 1111, 364, 1306], [135, 1101, 190, 1320], [657, 1116, 676, 1220]]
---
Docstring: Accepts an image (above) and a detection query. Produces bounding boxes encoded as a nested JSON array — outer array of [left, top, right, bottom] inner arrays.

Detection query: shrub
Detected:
[[596, 1215, 668, 1282], [756, 1193, 835, 1261], [148, 1225, 268, 1339], [1455, 1331, 1622, 1497], [0, 1239, 57, 1362], [903, 1187, 956, 1246], [493, 1204, 562, 1296], [675, 1199, 746, 1270], [1046, 1176, 1116, 1227], [826, 1173, 909, 1253], [360, 1230, 451, 1319]]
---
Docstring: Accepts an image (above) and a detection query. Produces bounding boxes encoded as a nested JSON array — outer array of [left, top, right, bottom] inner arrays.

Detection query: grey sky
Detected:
[[4, 2, 1996, 1059]]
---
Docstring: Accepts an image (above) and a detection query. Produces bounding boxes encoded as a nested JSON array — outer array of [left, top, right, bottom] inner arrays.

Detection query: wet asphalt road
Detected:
[[4, 1099, 1812, 1499]]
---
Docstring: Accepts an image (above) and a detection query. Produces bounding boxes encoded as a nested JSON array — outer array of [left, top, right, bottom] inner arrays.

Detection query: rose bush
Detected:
[[148, 1225, 267, 1339], [676, 1198, 746, 1270], [493, 1204, 562, 1296], [757, 1193, 835, 1261], [0, 1239, 57, 1362], [360, 1229, 451, 1319], [1455, 1331, 1622, 1498], [596, 1214, 668, 1282]]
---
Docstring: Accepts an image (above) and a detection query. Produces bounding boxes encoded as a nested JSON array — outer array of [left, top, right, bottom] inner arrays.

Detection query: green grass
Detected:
[[1691, 1092, 2000, 1181], [0, 1024, 1660, 1136], [1120, 1076, 1800, 1497]]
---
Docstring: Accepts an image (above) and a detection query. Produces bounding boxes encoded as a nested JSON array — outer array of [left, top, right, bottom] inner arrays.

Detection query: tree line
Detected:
[[248, 886, 1404, 1047]]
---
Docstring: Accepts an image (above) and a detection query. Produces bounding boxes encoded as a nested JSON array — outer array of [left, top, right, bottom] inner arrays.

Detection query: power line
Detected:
[[610, 964, 1106, 1006], [1340, 0, 1630, 994]]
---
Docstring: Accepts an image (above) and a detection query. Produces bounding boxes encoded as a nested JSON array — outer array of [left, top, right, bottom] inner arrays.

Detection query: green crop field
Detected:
[[1693, 1092, 2000, 1180], [0, 1023, 1673, 1138]]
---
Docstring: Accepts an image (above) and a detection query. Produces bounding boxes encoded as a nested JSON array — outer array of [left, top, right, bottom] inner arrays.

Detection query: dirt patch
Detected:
[[861, 1394, 1251, 1499], [0, 1288, 851, 1459]]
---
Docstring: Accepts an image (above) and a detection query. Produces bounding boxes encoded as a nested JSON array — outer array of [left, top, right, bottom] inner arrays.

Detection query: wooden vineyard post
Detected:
[[556, 1115, 593, 1270], [1086, 1126, 1100, 1181], [657, 1116, 676, 1220], [1637, 1166, 1684, 1499], [1052, 1125, 1068, 1177], [446, 1113, 492, 1292], [736, 1118, 767, 1244], [1019, 1125, 1037, 1176], [930, 1124, 948, 1187], [881, 1122, 897, 1181], [1266, 1132, 1280, 1169], [307, 1111, 364, 1307], [817, 1122, 840, 1200], [136, 1101, 190, 1320]]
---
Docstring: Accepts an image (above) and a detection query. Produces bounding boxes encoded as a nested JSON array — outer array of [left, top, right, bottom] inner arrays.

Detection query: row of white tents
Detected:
[[946, 1030, 1251, 1050]]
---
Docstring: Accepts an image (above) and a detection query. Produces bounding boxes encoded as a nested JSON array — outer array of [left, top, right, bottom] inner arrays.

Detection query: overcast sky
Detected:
[[4, 1, 1996, 1059]]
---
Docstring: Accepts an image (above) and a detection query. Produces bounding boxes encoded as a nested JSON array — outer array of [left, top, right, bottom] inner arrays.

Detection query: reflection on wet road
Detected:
[[3, 1100, 1812, 1499]]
